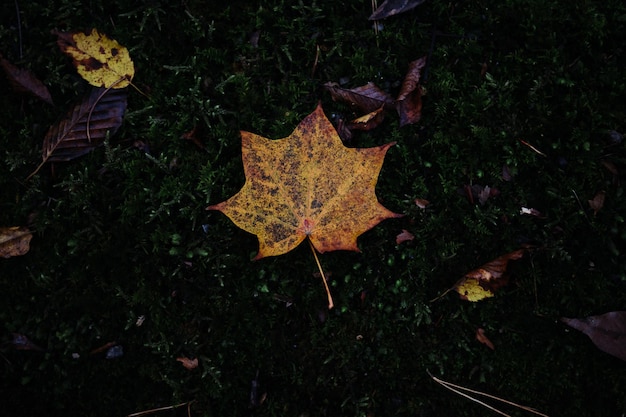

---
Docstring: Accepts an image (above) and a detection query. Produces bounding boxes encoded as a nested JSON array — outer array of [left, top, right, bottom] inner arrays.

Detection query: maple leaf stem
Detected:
[[308, 238, 334, 310]]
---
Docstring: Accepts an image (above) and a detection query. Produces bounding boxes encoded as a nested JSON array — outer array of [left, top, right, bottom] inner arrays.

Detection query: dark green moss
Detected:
[[1, 0, 625, 416]]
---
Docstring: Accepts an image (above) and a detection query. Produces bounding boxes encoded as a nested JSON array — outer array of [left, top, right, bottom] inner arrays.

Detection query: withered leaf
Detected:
[[347, 107, 386, 131], [588, 191, 605, 215], [0, 55, 53, 105], [0, 226, 33, 258], [323, 81, 395, 113], [476, 328, 495, 350], [11, 333, 45, 351], [395, 229, 415, 244], [561, 311, 626, 361], [454, 249, 525, 301], [396, 57, 426, 126], [369, 0, 428, 20], [27, 87, 127, 180], [176, 356, 199, 370]]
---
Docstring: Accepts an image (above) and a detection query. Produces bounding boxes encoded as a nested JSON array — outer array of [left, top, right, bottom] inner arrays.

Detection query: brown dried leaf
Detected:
[[561, 311, 626, 361], [323, 81, 395, 113], [475, 328, 495, 350], [454, 249, 525, 301], [0, 55, 53, 105], [176, 356, 199, 370], [369, 0, 428, 20], [27, 87, 127, 180], [414, 198, 430, 209], [588, 191, 605, 215], [396, 57, 426, 126], [0, 226, 33, 258], [11, 333, 45, 351], [395, 229, 415, 244]]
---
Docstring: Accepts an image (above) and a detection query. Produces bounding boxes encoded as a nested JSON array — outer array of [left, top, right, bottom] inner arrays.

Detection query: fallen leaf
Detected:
[[176, 356, 199, 369], [347, 107, 386, 131], [27, 87, 127, 180], [396, 57, 426, 126], [0, 226, 33, 258], [396, 229, 414, 244], [207, 103, 402, 259], [414, 198, 430, 208], [0, 54, 53, 104], [476, 328, 495, 350], [520, 207, 545, 218], [323, 81, 395, 113], [11, 333, 44, 351], [588, 191, 605, 215], [369, 0, 428, 20], [181, 126, 205, 150], [55, 28, 134, 89], [561, 311, 626, 361], [454, 249, 525, 301]]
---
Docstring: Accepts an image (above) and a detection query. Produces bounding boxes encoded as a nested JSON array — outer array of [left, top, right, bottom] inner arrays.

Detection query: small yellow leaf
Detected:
[[55, 28, 134, 89], [0, 226, 33, 258]]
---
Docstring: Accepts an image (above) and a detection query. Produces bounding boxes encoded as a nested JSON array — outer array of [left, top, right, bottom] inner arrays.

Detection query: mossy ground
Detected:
[[1, 1, 625, 416]]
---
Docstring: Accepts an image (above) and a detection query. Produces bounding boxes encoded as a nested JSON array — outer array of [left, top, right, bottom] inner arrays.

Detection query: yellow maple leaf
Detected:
[[55, 28, 134, 89], [207, 103, 402, 260]]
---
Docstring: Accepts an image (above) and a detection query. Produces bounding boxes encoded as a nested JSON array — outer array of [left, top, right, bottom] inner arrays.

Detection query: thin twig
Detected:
[[14, 0, 23, 59]]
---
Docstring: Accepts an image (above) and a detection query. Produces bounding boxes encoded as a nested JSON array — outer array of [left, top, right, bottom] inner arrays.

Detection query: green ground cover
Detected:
[[1, 0, 625, 416]]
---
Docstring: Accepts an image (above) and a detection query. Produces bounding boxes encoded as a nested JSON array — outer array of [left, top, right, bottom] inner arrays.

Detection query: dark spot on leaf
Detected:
[[111, 48, 119, 56]]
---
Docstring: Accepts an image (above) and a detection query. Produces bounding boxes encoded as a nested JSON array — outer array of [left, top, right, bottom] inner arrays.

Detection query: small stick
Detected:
[[308, 238, 334, 309], [519, 139, 547, 157]]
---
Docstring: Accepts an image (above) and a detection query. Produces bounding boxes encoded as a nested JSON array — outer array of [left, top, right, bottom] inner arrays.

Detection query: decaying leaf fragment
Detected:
[[323, 82, 395, 113], [0, 54, 53, 104], [55, 28, 134, 88], [561, 311, 626, 361], [395, 229, 414, 244], [588, 191, 605, 215], [207, 103, 402, 259], [324, 57, 426, 130], [476, 328, 495, 350], [369, 0, 428, 20], [454, 249, 525, 301], [396, 57, 426, 126], [27, 87, 127, 179], [0, 226, 33, 258], [176, 356, 199, 370]]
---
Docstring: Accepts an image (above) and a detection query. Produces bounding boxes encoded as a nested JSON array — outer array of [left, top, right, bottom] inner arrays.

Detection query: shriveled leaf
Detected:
[[27, 87, 127, 179], [396, 57, 426, 126], [520, 207, 545, 218], [588, 191, 605, 215], [0, 55, 53, 104], [454, 249, 525, 301], [369, 0, 428, 20], [55, 28, 134, 88], [414, 198, 430, 208], [207, 103, 402, 259], [396, 229, 414, 244], [323, 81, 395, 113], [11, 333, 44, 351], [347, 107, 386, 131], [176, 356, 199, 370], [0, 226, 33, 258], [476, 328, 495, 350], [561, 311, 626, 361]]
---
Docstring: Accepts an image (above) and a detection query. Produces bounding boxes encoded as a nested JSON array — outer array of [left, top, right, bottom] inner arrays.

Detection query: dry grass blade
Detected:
[[429, 372, 549, 417]]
